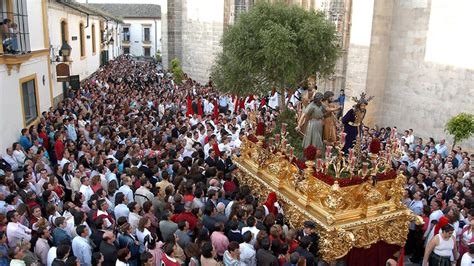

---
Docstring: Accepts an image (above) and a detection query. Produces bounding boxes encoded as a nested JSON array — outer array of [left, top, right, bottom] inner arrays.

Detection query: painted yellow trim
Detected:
[[141, 23, 152, 26], [6, 0, 13, 21], [47, 55, 54, 107], [142, 42, 152, 47], [42, 0, 50, 49], [0, 49, 50, 64], [19, 74, 41, 127]]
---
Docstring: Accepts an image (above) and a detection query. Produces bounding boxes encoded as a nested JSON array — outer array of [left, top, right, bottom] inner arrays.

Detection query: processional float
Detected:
[[234, 112, 418, 262]]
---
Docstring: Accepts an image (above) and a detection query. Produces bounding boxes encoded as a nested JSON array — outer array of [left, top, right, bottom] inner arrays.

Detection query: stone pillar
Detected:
[[363, 0, 394, 127]]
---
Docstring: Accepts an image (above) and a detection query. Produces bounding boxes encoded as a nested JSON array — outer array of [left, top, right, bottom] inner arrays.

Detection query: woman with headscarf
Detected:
[[296, 92, 325, 151]]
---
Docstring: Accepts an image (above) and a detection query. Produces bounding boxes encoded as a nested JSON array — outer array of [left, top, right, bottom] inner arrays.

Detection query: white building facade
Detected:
[[0, 0, 121, 152], [48, 0, 121, 104], [0, 0, 52, 152], [86, 3, 161, 59]]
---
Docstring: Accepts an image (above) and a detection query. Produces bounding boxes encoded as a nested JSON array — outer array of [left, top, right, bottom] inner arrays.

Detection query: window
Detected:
[[143, 27, 150, 42], [0, 0, 31, 54], [91, 24, 96, 54], [122, 27, 130, 42], [123, 47, 130, 54], [60, 20, 69, 45], [99, 21, 105, 45], [20, 75, 38, 126], [234, 0, 249, 21], [144, 47, 150, 57], [79, 22, 85, 57]]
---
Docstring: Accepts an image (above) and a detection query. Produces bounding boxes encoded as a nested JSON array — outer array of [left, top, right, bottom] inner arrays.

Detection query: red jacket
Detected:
[[171, 211, 198, 230], [54, 139, 64, 161]]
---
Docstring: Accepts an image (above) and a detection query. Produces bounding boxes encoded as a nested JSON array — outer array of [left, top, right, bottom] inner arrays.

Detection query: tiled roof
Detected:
[[55, 0, 122, 22], [86, 3, 161, 19]]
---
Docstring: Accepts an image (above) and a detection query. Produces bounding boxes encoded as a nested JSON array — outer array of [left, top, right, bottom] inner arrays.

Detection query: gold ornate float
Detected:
[[234, 134, 414, 262]]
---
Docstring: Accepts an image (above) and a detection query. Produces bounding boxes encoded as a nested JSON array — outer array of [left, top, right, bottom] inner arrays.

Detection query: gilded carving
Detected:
[[233, 136, 413, 262]]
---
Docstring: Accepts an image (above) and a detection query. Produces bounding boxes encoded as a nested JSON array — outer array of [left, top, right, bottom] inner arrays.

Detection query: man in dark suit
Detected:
[[256, 237, 279, 266], [297, 221, 319, 261], [205, 149, 218, 167], [444, 175, 455, 203], [99, 231, 118, 266], [295, 236, 315, 266]]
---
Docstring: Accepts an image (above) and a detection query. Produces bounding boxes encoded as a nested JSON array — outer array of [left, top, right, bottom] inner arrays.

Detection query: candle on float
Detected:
[[275, 134, 280, 144], [326, 145, 332, 158], [348, 148, 353, 161], [341, 132, 347, 145], [289, 147, 294, 157], [317, 159, 322, 170], [390, 127, 396, 139], [351, 157, 356, 168], [268, 137, 274, 147], [282, 139, 287, 147], [386, 153, 391, 163]]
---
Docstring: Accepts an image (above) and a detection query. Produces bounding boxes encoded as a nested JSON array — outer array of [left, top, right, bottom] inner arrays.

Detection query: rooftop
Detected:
[[86, 3, 161, 19], [55, 0, 122, 22]]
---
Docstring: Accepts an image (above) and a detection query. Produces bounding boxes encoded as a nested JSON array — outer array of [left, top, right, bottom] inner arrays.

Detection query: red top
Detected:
[[223, 180, 237, 193], [38, 132, 49, 149], [161, 254, 181, 266], [288, 239, 299, 253], [54, 139, 64, 161], [171, 211, 198, 230], [183, 194, 194, 203]]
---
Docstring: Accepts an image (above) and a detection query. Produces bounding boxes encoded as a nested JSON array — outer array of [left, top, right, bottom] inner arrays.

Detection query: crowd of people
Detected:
[[0, 56, 320, 266], [0, 55, 472, 266]]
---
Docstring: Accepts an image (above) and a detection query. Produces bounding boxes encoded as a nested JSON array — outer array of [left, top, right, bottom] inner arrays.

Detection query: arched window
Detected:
[[79, 22, 85, 58], [60, 20, 68, 45], [91, 24, 96, 54]]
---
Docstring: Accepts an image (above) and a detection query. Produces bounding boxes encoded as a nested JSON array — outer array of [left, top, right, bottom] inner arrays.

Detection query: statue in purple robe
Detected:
[[342, 93, 374, 152]]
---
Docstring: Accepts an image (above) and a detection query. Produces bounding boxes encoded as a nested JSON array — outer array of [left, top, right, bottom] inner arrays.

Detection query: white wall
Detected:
[[48, 3, 103, 99], [121, 18, 161, 57], [27, 0, 47, 51], [0, 0, 51, 152], [0, 56, 51, 153]]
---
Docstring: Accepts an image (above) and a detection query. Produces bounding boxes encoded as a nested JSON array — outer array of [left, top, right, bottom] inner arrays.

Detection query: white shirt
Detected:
[[12, 150, 26, 168], [241, 226, 259, 246], [114, 204, 130, 220], [425, 209, 444, 240], [118, 185, 134, 203], [128, 212, 142, 234], [136, 228, 151, 252], [3, 154, 19, 171], [7, 222, 32, 247], [47, 246, 57, 266], [239, 242, 257, 266], [79, 184, 94, 202], [460, 252, 474, 266]]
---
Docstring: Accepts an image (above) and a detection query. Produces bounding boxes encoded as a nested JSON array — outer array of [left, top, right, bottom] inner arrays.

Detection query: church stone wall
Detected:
[[379, 0, 474, 148], [164, 0, 224, 83]]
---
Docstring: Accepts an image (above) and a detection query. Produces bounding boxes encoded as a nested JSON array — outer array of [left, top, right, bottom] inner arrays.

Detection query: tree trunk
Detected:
[[279, 88, 286, 111]]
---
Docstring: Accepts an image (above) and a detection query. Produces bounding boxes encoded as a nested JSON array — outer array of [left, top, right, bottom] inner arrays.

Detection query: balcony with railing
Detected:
[[1, 0, 33, 74]]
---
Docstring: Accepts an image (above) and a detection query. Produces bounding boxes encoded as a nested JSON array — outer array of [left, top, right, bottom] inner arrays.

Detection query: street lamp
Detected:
[[108, 37, 114, 45], [61, 42, 72, 57]]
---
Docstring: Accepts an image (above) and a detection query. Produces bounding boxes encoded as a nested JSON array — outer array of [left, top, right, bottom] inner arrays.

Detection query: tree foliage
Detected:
[[170, 58, 184, 85], [211, 1, 340, 96], [445, 113, 474, 147]]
